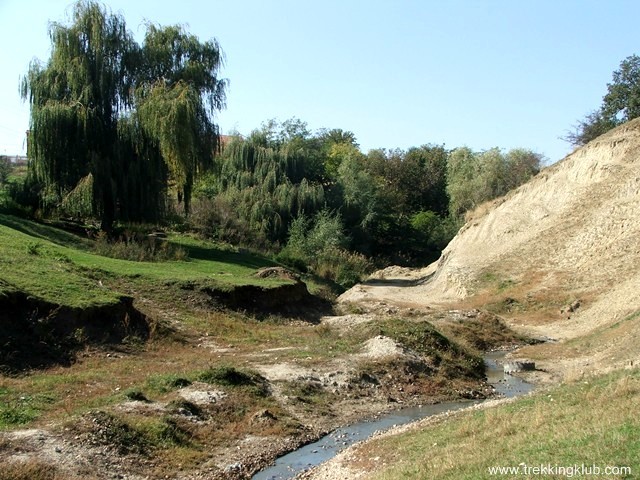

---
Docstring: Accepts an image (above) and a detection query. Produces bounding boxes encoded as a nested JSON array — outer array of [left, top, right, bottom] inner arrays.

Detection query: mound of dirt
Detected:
[[359, 335, 418, 360]]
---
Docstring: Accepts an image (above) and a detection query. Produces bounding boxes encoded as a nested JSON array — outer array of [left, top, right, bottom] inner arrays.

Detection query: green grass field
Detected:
[[0, 213, 285, 309]]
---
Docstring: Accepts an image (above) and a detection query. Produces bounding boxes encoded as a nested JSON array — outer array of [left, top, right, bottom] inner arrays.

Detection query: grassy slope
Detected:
[[358, 368, 639, 480], [0, 213, 283, 308]]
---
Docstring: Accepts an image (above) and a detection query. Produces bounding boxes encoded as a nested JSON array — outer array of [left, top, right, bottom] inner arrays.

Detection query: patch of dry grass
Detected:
[[0, 460, 74, 480], [353, 368, 640, 480]]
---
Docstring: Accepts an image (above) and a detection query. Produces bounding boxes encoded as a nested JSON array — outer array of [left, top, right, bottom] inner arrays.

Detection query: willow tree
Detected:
[[21, 1, 226, 230], [136, 24, 226, 214]]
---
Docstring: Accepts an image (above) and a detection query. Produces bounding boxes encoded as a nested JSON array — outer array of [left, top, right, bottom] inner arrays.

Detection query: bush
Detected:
[[315, 246, 373, 288], [197, 365, 269, 397], [189, 196, 271, 250], [277, 210, 371, 287], [93, 230, 188, 262]]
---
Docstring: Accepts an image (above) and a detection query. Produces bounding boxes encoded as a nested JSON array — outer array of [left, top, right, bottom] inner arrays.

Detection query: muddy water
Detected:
[[252, 351, 533, 480]]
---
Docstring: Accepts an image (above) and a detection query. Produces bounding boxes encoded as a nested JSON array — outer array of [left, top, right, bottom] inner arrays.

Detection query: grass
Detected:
[[0, 213, 287, 308], [372, 317, 485, 379], [0, 461, 65, 480], [356, 368, 640, 480], [0, 387, 56, 428], [196, 364, 270, 397]]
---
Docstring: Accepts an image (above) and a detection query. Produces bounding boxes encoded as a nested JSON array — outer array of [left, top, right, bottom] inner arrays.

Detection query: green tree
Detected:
[[446, 147, 480, 216], [567, 54, 640, 146], [192, 131, 325, 246], [447, 147, 541, 217], [20, 1, 226, 230], [0, 156, 10, 186], [602, 54, 640, 121]]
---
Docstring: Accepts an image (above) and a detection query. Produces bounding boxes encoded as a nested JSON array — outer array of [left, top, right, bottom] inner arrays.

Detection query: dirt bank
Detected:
[[0, 291, 150, 372]]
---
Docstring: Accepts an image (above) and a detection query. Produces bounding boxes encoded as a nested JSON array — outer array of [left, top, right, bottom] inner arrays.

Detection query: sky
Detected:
[[1, 0, 639, 164]]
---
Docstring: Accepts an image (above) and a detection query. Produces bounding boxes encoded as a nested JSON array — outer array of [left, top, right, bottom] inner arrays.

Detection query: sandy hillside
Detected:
[[341, 118, 640, 374]]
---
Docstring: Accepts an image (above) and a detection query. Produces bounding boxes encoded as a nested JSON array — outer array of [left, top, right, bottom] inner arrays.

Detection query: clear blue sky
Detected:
[[1, 0, 638, 163]]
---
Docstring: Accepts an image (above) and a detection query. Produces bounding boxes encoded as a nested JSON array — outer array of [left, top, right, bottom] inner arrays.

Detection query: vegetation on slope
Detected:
[[0, 213, 284, 309], [356, 368, 639, 480]]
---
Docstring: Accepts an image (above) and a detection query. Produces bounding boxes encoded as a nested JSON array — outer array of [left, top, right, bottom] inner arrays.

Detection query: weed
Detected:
[[197, 365, 270, 397], [138, 416, 194, 448], [0, 402, 39, 427], [87, 410, 149, 454], [123, 389, 149, 402], [25, 241, 42, 255], [0, 392, 55, 429], [282, 380, 328, 404], [166, 399, 203, 418], [146, 374, 192, 394]]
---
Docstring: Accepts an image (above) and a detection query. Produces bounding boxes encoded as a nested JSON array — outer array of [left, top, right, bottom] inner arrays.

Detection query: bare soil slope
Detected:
[[341, 118, 640, 377]]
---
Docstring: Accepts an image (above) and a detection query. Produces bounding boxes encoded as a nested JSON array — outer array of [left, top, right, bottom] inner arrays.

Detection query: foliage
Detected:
[[564, 109, 619, 147], [567, 54, 640, 146], [92, 230, 189, 262], [20, 1, 226, 230], [187, 116, 541, 266], [602, 54, 640, 122], [0, 156, 10, 186], [367, 145, 449, 218], [409, 210, 459, 256], [447, 147, 542, 217], [277, 209, 371, 286], [283, 210, 347, 259], [192, 125, 325, 247]]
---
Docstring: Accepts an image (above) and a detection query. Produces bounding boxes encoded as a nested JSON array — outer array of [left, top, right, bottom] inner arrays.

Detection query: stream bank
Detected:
[[253, 350, 533, 480]]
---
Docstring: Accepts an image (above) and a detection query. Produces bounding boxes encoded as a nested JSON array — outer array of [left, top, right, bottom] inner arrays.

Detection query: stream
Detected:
[[252, 351, 533, 480]]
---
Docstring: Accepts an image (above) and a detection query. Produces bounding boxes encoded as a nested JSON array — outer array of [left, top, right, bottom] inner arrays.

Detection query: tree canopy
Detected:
[[20, 0, 226, 230], [567, 54, 640, 146]]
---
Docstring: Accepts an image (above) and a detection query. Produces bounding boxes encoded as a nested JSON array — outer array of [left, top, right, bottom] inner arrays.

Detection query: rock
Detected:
[[503, 360, 536, 374], [254, 267, 300, 281]]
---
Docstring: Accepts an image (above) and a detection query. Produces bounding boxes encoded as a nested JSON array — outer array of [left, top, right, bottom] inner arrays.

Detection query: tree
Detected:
[[566, 54, 640, 146], [21, 1, 226, 230], [0, 156, 10, 186], [602, 54, 640, 121], [446, 147, 479, 216], [447, 147, 541, 217]]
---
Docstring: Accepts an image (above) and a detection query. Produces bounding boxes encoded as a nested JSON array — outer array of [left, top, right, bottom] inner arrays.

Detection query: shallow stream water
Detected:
[[253, 351, 533, 480]]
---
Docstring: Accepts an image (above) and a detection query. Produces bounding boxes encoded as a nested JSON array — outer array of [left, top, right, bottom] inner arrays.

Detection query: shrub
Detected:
[[197, 365, 269, 397], [278, 210, 372, 287], [93, 230, 188, 262]]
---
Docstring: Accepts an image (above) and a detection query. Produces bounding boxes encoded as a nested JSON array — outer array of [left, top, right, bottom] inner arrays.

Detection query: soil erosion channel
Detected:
[[254, 351, 533, 480]]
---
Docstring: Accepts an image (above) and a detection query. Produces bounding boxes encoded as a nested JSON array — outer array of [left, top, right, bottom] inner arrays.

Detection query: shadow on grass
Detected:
[[183, 243, 275, 270], [0, 213, 91, 250]]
